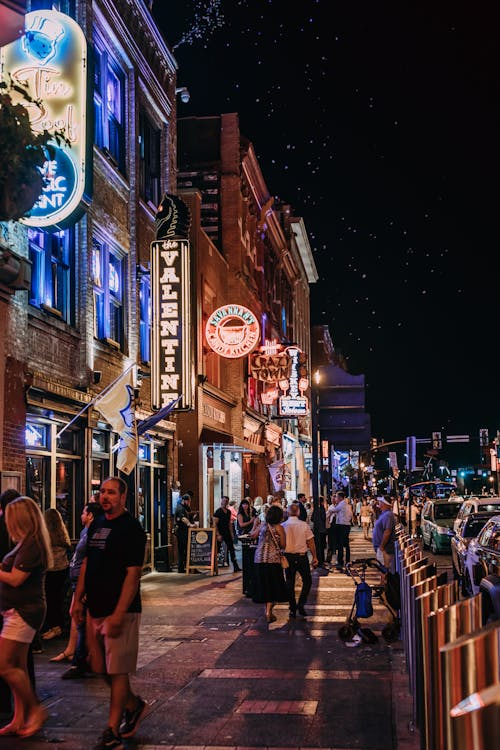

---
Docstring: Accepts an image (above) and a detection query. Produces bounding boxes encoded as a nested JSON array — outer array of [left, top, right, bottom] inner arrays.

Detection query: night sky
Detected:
[[152, 1, 499, 456]]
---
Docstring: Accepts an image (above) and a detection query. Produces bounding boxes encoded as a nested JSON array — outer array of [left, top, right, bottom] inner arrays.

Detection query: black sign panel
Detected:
[[186, 527, 217, 574]]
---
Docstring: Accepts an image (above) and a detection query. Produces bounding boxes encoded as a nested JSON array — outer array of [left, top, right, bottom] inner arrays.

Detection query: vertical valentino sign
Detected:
[[1, 10, 88, 227], [151, 194, 193, 411]]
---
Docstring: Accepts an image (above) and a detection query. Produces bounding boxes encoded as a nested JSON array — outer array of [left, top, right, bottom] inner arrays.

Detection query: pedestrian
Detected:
[[372, 495, 397, 577], [295, 493, 308, 522], [325, 494, 338, 564], [355, 497, 362, 527], [213, 496, 241, 572], [51, 501, 104, 680], [360, 499, 372, 540], [282, 502, 318, 618], [0, 488, 22, 713], [328, 490, 353, 571], [236, 498, 254, 537], [228, 500, 238, 540], [41, 508, 72, 641], [174, 493, 194, 573], [250, 505, 289, 623], [0, 496, 52, 737], [311, 496, 327, 567], [71, 476, 147, 750]]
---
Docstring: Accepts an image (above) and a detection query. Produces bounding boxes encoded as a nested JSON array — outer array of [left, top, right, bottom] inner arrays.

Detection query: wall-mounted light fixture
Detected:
[[175, 86, 190, 104], [93, 371, 102, 385]]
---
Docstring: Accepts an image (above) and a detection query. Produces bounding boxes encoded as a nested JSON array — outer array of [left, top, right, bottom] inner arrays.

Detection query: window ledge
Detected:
[[104, 337, 121, 350], [41, 303, 63, 318]]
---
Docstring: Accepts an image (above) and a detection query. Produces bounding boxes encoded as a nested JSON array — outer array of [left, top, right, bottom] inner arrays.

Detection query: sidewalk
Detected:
[[0, 527, 420, 750]]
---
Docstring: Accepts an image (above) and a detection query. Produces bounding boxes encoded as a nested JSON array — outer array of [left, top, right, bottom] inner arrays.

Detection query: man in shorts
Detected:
[[71, 477, 147, 750]]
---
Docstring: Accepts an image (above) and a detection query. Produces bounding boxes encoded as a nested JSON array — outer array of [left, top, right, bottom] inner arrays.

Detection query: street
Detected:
[[0, 526, 419, 750]]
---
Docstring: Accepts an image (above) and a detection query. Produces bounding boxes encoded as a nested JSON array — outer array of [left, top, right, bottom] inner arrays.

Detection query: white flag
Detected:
[[94, 368, 138, 475]]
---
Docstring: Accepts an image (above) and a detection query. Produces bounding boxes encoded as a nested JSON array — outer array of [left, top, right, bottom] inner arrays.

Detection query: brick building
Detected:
[[1, 4, 318, 573], [176, 114, 318, 528], [0, 0, 178, 571]]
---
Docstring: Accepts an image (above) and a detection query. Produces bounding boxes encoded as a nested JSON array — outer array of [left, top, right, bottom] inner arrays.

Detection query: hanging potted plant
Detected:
[[0, 78, 68, 222]]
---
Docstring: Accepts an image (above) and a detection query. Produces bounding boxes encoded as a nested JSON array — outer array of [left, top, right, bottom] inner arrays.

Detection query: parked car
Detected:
[[421, 499, 462, 554], [453, 495, 500, 534], [451, 511, 498, 593], [462, 514, 500, 622]]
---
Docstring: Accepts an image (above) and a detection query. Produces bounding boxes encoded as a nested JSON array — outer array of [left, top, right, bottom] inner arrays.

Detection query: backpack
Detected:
[[355, 581, 373, 619]]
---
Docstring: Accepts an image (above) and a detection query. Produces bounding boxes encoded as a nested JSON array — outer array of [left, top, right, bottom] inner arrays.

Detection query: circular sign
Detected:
[[196, 531, 208, 544], [205, 304, 260, 359]]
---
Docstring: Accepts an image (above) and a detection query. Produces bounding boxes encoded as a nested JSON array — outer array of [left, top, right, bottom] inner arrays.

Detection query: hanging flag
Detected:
[[94, 368, 138, 475], [137, 395, 182, 436]]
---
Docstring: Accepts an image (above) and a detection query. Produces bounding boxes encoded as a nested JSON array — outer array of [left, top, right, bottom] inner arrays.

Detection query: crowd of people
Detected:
[[201, 489, 401, 624], [0, 481, 403, 748]]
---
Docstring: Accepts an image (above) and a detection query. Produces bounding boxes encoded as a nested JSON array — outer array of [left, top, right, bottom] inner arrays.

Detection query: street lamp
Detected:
[[311, 368, 321, 503]]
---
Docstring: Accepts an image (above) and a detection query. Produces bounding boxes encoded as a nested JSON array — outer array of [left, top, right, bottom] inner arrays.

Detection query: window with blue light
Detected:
[[139, 110, 161, 206], [28, 227, 74, 323], [93, 42, 126, 174], [139, 272, 151, 363], [92, 237, 124, 348]]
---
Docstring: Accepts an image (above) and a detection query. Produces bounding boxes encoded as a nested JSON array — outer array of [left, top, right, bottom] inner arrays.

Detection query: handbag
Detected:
[[268, 525, 289, 568]]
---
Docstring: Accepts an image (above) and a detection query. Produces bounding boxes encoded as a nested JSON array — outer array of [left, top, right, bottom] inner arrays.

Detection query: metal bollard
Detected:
[[404, 564, 436, 695], [441, 619, 500, 750], [427, 594, 482, 750], [400, 557, 430, 661], [416, 581, 459, 744], [409, 575, 439, 724], [450, 682, 500, 750]]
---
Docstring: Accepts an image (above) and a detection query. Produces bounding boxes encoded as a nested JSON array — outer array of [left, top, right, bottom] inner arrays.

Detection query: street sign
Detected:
[[446, 435, 470, 443]]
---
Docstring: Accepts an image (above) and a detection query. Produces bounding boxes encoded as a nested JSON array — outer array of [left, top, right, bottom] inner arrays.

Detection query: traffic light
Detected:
[[406, 436, 416, 471], [432, 431, 442, 450], [479, 428, 489, 447]]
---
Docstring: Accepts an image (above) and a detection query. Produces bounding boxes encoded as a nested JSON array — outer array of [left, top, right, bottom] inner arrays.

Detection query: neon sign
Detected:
[[1, 10, 88, 227], [205, 304, 260, 359], [279, 346, 309, 417], [151, 238, 193, 410]]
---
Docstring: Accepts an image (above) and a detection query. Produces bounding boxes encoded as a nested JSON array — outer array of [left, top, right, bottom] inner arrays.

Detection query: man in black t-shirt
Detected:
[[72, 477, 147, 750], [213, 496, 241, 572]]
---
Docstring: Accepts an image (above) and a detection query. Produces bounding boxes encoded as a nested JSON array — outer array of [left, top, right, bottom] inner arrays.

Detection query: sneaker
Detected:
[[233, 565, 241, 572], [95, 727, 123, 749], [120, 696, 147, 738]]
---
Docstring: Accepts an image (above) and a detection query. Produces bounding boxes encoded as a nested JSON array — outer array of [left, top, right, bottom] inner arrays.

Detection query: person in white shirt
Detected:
[[282, 503, 318, 618], [328, 491, 353, 571]]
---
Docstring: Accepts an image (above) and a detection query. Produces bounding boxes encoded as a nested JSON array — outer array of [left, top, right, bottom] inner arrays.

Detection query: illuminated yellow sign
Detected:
[[1, 10, 88, 227]]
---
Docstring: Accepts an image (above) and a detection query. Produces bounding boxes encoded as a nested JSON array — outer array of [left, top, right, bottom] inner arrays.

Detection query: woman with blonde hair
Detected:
[[0, 496, 52, 737], [41, 508, 71, 641]]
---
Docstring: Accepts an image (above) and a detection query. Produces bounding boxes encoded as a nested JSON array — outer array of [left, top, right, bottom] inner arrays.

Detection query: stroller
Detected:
[[338, 557, 401, 645]]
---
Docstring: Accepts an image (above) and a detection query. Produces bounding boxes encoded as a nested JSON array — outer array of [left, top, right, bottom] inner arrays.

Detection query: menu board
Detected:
[[186, 527, 217, 575]]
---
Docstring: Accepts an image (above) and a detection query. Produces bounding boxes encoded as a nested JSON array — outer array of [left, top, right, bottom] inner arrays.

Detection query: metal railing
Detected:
[[394, 527, 500, 749]]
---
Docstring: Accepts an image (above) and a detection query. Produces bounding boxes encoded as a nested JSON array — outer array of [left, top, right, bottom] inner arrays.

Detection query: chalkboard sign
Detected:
[[186, 527, 217, 575]]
